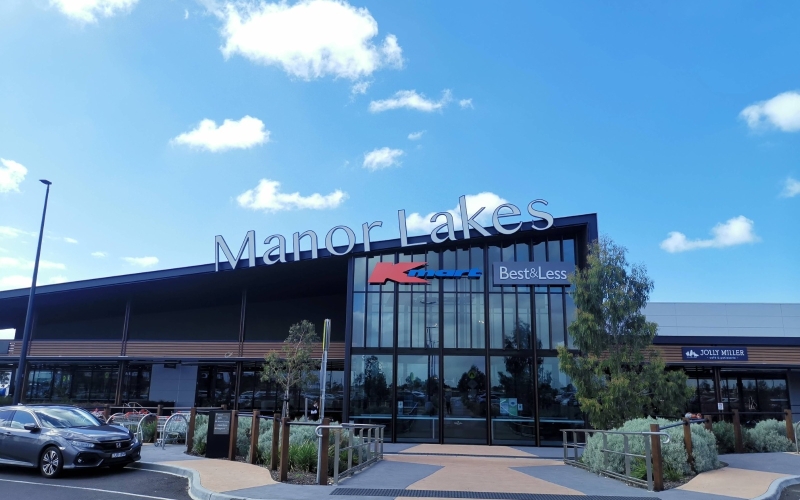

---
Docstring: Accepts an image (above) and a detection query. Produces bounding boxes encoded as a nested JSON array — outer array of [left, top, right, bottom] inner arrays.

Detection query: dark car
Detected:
[[0, 405, 141, 478]]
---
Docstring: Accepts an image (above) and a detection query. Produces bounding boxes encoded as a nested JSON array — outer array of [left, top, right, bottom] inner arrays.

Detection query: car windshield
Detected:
[[34, 408, 101, 429]]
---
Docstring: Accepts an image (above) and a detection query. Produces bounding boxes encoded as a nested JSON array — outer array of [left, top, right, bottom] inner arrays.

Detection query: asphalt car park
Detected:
[[0, 466, 191, 500]]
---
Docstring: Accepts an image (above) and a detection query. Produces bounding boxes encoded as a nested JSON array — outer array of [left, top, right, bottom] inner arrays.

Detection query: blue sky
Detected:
[[0, 0, 798, 305]]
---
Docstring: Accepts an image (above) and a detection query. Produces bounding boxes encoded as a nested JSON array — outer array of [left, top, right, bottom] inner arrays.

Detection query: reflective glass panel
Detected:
[[349, 355, 393, 435], [537, 356, 582, 445], [351, 292, 365, 347], [490, 356, 535, 444], [396, 355, 440, 442], [443, 356, 487, 444]]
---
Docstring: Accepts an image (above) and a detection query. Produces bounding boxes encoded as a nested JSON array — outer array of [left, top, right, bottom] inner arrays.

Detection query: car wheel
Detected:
[[40, 446, 63, 478]]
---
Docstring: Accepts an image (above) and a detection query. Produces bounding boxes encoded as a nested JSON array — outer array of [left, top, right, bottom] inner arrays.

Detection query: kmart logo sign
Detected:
[[368, 262, 482, 285]]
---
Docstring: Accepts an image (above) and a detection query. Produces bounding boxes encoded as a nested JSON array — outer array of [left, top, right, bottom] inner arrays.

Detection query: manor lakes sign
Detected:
[[215, 196, 554, 271]]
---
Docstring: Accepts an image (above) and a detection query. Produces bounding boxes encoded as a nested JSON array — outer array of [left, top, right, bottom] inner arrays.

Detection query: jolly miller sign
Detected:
[[215, 196, 555, 271]]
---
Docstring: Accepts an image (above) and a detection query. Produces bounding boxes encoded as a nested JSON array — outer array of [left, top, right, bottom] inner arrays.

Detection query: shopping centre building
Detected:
[[0, 199, 797, 446]]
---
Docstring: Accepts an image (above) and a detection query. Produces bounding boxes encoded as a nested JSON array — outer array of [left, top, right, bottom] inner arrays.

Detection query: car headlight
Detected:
[[70, 440, 96, 449]]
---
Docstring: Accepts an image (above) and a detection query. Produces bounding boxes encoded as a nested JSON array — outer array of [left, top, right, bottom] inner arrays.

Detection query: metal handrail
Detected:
[[155, 412, 189, 449], [794, 421, 799, 454], [316, 423, 385, 484], [562, 428, 670, 491]]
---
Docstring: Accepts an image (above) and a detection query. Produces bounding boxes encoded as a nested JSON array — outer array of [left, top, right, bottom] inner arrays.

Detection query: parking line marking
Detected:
[[0, 478, 179, 500]]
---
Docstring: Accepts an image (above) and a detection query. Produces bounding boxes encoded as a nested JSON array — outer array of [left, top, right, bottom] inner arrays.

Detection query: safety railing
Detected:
[[316, 423, 385, 485], [562, 428, 670, 492]]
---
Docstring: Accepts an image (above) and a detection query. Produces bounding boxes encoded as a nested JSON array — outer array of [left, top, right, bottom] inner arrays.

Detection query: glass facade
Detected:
[[348, 234, 585, 445]]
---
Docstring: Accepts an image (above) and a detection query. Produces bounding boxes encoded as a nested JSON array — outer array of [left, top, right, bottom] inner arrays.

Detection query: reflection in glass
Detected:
[[396, 355, 440, 442], [547, 240, 561, 262], [353, 257, 366, 292], [537, 356, 583, 445], [351, 293, 365, 347], [490, 356, 535, 444], [535, 293, 550, 349], [550, 289, 565, 347], [381, 293, 394, 347], [443, 356, 487, 444], [533, 241, 546, 262], [366, 293, 380, 347], [350, 355, 393, 436], [563, 239, 576, 265]]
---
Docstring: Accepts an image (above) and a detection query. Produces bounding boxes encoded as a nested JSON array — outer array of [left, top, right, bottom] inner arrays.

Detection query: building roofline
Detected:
[[0, 213, 598, 300]]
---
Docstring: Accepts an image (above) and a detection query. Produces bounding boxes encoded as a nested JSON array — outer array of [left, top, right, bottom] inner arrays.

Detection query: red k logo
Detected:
[[368, 262, 428, 285]]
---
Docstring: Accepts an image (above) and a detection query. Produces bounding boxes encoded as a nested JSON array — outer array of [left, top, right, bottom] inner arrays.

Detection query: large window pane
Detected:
[[366, 293, 380, 347], [533, 241, 546, 262], [550, 289, 565, 347], [396, 355, 439, 442], [490, 356, 535, 444], [381, 293, 394, 348], [350, 355, 393, 436], [443, 293, 456, 348], [469, 246, 484, 292], [353, 257, 366, 292], [470, 294, 485, 349], [351, 293, 365, 347], [442, 250, 456, 292], [563, 239, 576, 265], [535, 293, 550, 349], [489, 294, 503, 349], [547, 240, 562, 262], [398, 293, 411, 347], [515, 293, 531, 350], [537, 356, 583, 445]]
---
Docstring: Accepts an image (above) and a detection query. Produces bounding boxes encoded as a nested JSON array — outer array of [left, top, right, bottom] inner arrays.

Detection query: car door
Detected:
[[0, 409, 14, 461], [6, 410, 42, 466]]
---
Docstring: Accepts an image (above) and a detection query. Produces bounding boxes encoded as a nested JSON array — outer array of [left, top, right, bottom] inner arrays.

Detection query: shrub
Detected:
[[289, 441, 318, 472], [193, 415, 208, 455], [712, 422, 736, 454], [746, 419, 794, 453], [582, 418, 719, 480], [140, 420, 157, 443]]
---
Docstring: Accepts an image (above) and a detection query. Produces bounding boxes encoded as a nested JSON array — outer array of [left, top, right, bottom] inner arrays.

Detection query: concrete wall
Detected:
[[645, 302, 800, 338], [148, 364, 198, 408], [789, 370, 800, 423]]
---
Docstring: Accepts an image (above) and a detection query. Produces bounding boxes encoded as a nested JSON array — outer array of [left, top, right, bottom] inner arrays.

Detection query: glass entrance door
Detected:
[[443, 356, 488, 444], [396, 355, 439, 442]]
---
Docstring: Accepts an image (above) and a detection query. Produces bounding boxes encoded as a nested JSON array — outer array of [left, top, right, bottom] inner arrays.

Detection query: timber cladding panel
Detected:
[[0, 340, 346, 360], [656, 345, 800, 365]]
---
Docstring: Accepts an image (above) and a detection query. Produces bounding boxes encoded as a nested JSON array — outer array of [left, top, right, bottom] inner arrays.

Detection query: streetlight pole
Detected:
[[12, 179, 52, 405]]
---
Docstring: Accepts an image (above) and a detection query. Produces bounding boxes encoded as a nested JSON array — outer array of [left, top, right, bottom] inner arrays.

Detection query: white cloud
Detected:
[[64, 237, 78, 244], [91, 251, 108, 258], [50, 0, 139, 23], [381, 33, 403, 68], [0, 158, 27, 193], [405, 192, 509, 234], [369, 89, 452, 113], [0, 257, 66, 270], [459, 98, 474, 109], [781, 177, 800, 198], [217, 0, 403, 80], [351, 80, 371, 96], [0, 226, 31, 238], [363, 147, 403, 171], [408, 131, 425, 140], [172, 116, 269, 152], [0, 275, 31, 290], [184, 8, 189, 20], [660, 216, 760, 253], [49, 276, 68, 284], [123, 256, 159, 267], [237, 179, 347, 212], [740, 91, 800, 132]]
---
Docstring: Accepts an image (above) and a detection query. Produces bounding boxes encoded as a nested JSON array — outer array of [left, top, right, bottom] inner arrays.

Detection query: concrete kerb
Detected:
[[132, 461, 255, 500], [750, 475, 800, 500]]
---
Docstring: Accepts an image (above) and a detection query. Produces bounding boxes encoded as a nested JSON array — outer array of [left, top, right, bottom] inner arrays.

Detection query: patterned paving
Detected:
[[331, 490, 656, 500]]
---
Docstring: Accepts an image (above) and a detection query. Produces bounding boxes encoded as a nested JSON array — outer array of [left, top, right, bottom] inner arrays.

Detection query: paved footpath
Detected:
[[137, 444, 800, 500]]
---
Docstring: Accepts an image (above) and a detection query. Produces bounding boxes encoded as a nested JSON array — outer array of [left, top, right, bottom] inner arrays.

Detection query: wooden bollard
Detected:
[[157, 404, 163, 416], [249, 411, 260, 464], [271, 414, 280, 471], [733, 409, 744, 453], [228, 410, 239, 461], [683, 418, 695, 474], [650, 423, 664, 492], [186, 408, 197, 454], [318, 418, 330, 485], [280, 418, 290, 482], [785, 409, 795, 445], [103, 404, 110, 421]]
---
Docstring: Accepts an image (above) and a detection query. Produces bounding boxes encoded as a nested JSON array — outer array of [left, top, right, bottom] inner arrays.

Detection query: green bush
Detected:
[[193, 415, 208, 455], [140, 420, 157, 443], [582, 418, 719, 480], [711, 422, 736, 454], [745, 419, 794, 453], [289, 441, 318, 472]]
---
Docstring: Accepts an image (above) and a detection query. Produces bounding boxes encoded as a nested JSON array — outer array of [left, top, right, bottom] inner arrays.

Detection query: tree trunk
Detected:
[[283, 387, 290, 419]]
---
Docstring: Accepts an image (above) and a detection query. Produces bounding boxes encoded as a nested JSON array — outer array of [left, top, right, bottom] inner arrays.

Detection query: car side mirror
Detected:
[[23, 423, 40, 432]]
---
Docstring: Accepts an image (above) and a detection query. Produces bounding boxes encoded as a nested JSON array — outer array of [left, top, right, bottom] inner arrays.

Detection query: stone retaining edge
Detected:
[[131, 461, 253, 500], [751, 475, 800, 500]]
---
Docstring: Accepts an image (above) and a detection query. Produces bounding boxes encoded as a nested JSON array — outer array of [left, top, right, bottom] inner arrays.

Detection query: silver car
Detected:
[[0, 405, 142, 478]]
